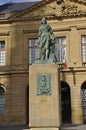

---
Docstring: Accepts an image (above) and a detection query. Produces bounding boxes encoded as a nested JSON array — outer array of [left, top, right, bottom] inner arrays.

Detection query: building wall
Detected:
[[0, 15, 86, 124], [60, 70, 86, 124], [0, 22, 29, 124]]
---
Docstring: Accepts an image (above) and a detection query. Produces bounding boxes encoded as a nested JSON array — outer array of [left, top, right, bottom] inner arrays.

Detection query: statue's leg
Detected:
[[45, 41, 49, 59], [38, 43, 42, 59], [39, 42, 46, 59]]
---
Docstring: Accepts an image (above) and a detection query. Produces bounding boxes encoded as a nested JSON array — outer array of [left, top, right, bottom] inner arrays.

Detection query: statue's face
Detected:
[[56, 0, 62, 4], [41, 17, 47, 24]]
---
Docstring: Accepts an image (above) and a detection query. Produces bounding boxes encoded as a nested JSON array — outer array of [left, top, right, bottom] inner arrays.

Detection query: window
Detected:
[[0, 13, 5, 18], [0, 41, 5, 66], [54, 37, 66, 62], [28, 39, 39, 64], [82, 36, 86, 62], [0, 86, 5, 115]]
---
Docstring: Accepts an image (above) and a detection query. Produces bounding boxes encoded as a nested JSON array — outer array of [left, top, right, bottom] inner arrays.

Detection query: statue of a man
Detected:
[[38, 17, 55, 60]]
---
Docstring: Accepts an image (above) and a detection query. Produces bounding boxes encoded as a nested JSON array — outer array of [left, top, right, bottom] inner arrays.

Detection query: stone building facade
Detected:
[[0, 0, 86, 127]]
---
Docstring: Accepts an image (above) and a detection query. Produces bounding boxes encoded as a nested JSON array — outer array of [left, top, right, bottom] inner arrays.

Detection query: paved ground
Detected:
[[0, 124, 86, 130], [0, 124, 29, 130], [78, 125, 86, 130], [61, 124, 86, 130]]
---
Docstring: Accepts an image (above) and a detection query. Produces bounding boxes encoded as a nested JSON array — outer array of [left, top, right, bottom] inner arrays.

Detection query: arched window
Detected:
[[0, 86, 5, 115]]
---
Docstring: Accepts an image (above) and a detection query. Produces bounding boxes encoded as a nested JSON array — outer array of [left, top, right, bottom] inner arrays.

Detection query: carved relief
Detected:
[[54, 0, 86, 17], [63, 3, 78, 15], [74, 0, 86, 4], [14, 0, 86, 19], [62, 1, 86, 16], [37, 74, 51, 95], [45, 0, 86, 17]]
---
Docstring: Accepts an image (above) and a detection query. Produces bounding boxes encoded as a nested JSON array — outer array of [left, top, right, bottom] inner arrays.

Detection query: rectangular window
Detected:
[[0, 41, 5, 66], [28, 39, 39, 64], [82, 36, 86, 62], [54, 37, 66, 62]]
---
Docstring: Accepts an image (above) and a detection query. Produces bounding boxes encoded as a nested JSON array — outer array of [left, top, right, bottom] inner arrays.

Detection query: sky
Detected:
[[0, 0, 41, 5]]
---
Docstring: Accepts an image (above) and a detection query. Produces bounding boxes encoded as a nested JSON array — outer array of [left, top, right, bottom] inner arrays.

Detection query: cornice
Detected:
[[0, 69, 29, 75], [0, 31, 10, 36], [0, 19, 12, 24], [23, 27, 71, 34], [9, 12, 86, 22]]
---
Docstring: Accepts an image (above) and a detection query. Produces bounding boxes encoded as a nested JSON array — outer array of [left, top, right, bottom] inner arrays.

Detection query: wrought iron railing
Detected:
[[58, 62, 86, 70]]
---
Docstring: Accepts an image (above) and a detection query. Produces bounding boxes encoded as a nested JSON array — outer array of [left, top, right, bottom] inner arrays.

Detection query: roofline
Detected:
[[9, 0, 86, 20], [0, 1, 40, 13], [9, 0, 51, 19]]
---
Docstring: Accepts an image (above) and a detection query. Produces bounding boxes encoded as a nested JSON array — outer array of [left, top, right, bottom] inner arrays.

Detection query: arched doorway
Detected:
[[61, 81, 71, 124], [81, 81, 86, 123]]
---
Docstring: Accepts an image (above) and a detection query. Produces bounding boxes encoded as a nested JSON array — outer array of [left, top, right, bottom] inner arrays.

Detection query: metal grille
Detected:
[[81, 89, 86, 122], [0, 87, 4, 115]]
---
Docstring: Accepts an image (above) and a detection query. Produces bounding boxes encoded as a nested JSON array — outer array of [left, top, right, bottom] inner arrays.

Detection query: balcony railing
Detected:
[[57, 62, 86, 70], [82, 62, 86, 67]]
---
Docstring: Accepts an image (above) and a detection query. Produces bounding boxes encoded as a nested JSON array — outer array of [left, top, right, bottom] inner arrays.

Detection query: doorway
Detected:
[[81, 82, 86, 123], [26, 85, 29, 124], [61, 81, 71, 124]]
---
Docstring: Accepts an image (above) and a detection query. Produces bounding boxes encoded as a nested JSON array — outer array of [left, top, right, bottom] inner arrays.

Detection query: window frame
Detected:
[[81, 35, 86, 62], [0, 41, 6, 66], [54, 36, 66, 63], [28, 39, 38, 65]]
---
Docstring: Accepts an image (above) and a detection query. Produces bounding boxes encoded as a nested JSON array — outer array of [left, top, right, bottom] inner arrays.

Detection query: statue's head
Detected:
[[41, 17, 47, 24], [56, 0, 62, 4]]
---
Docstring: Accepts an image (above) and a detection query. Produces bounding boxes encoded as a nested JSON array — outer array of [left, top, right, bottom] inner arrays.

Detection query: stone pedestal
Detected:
[[29, 63, 60, 130]]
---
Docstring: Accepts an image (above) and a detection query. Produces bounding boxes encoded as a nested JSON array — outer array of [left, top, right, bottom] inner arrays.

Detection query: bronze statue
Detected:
[[38, 17, 55, 61]]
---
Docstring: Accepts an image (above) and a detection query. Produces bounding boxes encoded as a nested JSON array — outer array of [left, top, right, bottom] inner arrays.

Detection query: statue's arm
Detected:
[[38, 27, 42, 36], [49, 25, 55, 40], [50, 26, 53, 34], [38, 28, 42, 45]]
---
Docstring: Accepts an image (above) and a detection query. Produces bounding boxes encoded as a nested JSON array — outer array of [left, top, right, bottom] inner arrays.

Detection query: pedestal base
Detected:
[[23, 128, 59, 130], [29, 63, 60, 129]]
